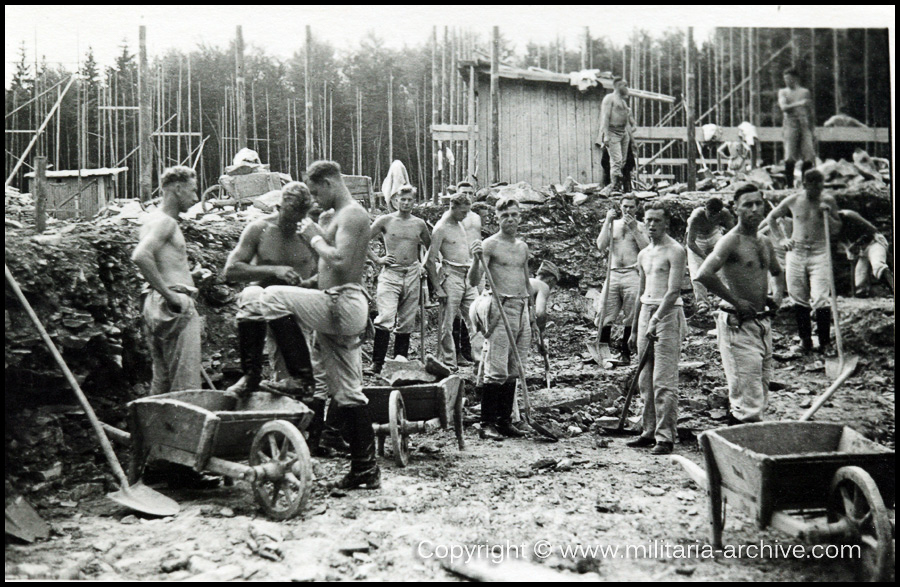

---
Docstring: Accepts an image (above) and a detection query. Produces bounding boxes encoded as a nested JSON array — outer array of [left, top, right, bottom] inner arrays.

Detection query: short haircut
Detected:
[[620, 194, 637, 206], [643, 200, 669, 220], [160, 166, 196, 188], [281, 181, 313, 211], [803, 169, 824, 184], [705, 197, 724, 213], [613, 76, 624, 84], [783, 67, 799, 78], [732, 182, 760, 203], [457, 181, 474, 190], [396, 184, 417, 197], [306, 160, 342, 184], [495, 195, 519, 212], [450, 193, 472, 207]]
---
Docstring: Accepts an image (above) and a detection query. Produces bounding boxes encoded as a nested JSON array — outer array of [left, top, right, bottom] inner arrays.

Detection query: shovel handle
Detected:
[[6, 264, 131, 488], [617, 342, 654, 430], [822, 210, 846, 370], [799, 365, 856, 421], [475, 252, 532, 420]]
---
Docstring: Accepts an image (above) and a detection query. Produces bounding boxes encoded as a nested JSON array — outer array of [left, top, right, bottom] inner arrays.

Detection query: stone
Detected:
[[643, 487, 665, 497], [338, 542, 370, 555], [188, 555, 217, 574], [15, 563, 52, 579], [290, 564, 324, 582], [555, 458, 574, 472], [185, 564, 243, 582]]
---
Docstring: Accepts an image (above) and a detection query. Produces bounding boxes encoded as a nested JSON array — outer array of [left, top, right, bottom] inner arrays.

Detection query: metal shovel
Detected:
[[6, 265, 180, 517], [822, 210, 859, 381]]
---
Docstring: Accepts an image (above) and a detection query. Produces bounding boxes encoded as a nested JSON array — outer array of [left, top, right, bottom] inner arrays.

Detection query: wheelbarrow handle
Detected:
[[670, 455, 709, 490]]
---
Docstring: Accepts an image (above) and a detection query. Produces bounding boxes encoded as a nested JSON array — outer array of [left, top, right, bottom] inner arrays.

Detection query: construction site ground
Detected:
[[5, 291, 894, 581]]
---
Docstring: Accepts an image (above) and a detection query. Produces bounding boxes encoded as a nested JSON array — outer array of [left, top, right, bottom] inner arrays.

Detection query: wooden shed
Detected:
[[436, 62, 674, 188], [25, 167, 128, 220]]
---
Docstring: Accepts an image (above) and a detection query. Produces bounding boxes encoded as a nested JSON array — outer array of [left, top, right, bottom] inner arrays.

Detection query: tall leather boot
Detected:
[[793, 305, 813, 352], [226, 320, 267, 396], [815, 307, 832, 351], [267, 316, 313, 382], [305, 397, 328, 457], [479, 383, 503, 440], [880, 268, 894, 294], [495, 379, 525, 437], [370, 328, 390, 374], [784, 160, 796, 188], [393, 332, 411, 360], [620, 326, 633, 364], [321, 403, 350, 455], [458, 319, 473, 363], [334, 404, 381, 490], [599, 325, 612, 345]]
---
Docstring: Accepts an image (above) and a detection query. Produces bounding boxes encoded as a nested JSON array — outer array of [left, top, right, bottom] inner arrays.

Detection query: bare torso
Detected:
[[718, 231, 773, 313], [138, 212, 194, 288], [319, 204, 370, 289], [779, 86, 812, 124], [376, 213, 427, 266], [484, 235, 529, 297], [786, 192, 836, 243], [611, 218, 645, 268], [603, 93, 631, 129], [436, 211, 482, 266], [254, 216, 317, 285], [639, 236, 684, 303], [689, 208, 733, 239]]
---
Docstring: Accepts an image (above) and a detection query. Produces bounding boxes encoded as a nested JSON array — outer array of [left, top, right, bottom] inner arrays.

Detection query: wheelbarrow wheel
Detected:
[[201, 184, 225, 212], [249, 420, 312, 520], [388, 390, 409, 467], [828, 466, 893, 582]]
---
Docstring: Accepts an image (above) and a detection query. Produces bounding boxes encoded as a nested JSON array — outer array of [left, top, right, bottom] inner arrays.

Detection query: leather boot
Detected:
[[599, 325, 612, 345], [305, 397, 329, 457], [479, 383, 504, 440], [321, 403, 350, 455], [370, 328, 390, 374], [496, 380, 525, 437], [815, 307, 832, 351], [393, 332, 411, 360], [784, 160, 796, 188], [334, 404, 381, 490], [457, 318, 473, 362], [793, 305, 813, 352], [620, 327, 633, 364], [880, 268, 894, 294], [226, 320, 267, 396], [267, 316, 313, 383]]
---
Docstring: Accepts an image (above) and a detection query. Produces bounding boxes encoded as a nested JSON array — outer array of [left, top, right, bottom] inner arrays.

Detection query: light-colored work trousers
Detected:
[[605, 127, 630, 182], [472, 295, 532, 385], [143, 290, 202, 395], [261, 284, 369, 407], [374, 263, 421, 334], [601, 267, 640, 327], [785, 239, 831, 310], [637, 304, 686, 444], [716, 311, 773, 423], [852, 234, 890, 295], [687, 228, 723, 305], [783, 116, 815, 162], [439, 265, 483, 368]]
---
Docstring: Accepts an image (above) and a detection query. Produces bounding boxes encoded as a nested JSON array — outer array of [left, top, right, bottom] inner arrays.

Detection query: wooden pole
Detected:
[[467, 65, 476, 183], [431, 27, 438, 202], [490, 26, 500, 184], [187, 55, 193, 170], [388, 71, 393, 163], [832, 29, 840, 115], [35, 156, 47, 231], [582, 27, 589, 70], [235, 26, 247, 149], [305, 26, 312, 169], [440, 26, 449, 195], [139, 26, 151, 202], [685, 27, 697, 190]]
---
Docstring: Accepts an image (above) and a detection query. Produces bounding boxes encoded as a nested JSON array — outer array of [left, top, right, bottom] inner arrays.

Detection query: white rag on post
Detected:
[[381, 160, 411, 211]]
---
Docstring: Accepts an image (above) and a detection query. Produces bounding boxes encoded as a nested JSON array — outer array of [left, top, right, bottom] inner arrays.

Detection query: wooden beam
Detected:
[[34, 156, 47, 232], [235, 26, 247, 149], [685, 27, 696, 190], [304, 26, 312, 169], [467, 65, 476, 181], [139, 25, 152, 203], [634, 126, 890, 143], [490, 26, 500, 183], [431, 124, 478, 142]]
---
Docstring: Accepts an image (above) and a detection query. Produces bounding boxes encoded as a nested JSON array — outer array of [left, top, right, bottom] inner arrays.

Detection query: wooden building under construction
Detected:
[[24, 167, 128, 220]]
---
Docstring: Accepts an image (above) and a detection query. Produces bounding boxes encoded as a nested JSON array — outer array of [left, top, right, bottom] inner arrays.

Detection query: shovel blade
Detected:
[[826, 354, 859, 380], [5, 496, 50, 542], [585, 341, 614, 368], [107, 482, 180, 517]]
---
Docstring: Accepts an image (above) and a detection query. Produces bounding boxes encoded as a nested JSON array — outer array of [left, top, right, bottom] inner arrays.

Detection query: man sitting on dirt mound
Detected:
[[835, 209, 893, 297], [763, 169, 841, 355], [223, 182, 347, 457], [696, 183, 783, 425], [468, 196, 535, 440]]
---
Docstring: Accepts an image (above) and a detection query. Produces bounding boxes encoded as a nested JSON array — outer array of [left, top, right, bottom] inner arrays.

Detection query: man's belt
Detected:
[[718, 306, 775, 320]]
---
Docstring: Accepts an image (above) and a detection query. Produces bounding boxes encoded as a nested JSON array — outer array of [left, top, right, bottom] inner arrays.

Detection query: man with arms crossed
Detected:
[[428, 187, 485, 369], [778, 68, 816, 187], [261, 161, 379, 489], [686, 197, 735, 312], [627, 202, 687, 455], [367, 185, 436, 373], [597, 76, 636, 195], [132, 166, 202, 395], [697, 183, 784, 425], [763, 169, 840, 354], [596, 195, 648, 363], [468, 197, 534, 440]]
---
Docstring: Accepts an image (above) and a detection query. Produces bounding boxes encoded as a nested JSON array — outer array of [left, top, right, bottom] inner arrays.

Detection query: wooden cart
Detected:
[[126, 390, 314, 520], [672, 422, 894, 581], [363, 375, 465, 467]]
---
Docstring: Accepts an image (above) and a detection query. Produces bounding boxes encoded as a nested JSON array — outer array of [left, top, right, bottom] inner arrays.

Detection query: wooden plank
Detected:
[[540, 83, 552, 185], [634, 126, 890, 143], [500, 76, 511, 183], [589, 89, 603, 183], [516, 82, 531, 185], [477, 77, 489, 188], [525, 83, 540, 187], [508, 80, 519, 182], [566, 87, 581, 182], [575, 93, 591, 183]]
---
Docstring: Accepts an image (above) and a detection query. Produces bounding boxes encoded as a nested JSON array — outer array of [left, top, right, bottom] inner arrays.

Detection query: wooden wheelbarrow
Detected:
[[671, 421, 895, 582], [363, 375, 465, 467]]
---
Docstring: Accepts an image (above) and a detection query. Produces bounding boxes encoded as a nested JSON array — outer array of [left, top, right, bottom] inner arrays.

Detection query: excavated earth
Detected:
[[5, 183, 895, 581]]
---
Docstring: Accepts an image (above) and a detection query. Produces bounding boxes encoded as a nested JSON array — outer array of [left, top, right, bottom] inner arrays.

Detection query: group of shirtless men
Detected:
[[133, 153, 891, 489]]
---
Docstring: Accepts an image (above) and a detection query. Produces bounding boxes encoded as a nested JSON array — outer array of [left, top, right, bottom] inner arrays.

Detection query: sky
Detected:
[[4, 5, 896, 87]]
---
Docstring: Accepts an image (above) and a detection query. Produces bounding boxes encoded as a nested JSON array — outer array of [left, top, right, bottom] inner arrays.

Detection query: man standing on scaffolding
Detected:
[[597, 76, 636, 196], [778, 68, 816, 187]]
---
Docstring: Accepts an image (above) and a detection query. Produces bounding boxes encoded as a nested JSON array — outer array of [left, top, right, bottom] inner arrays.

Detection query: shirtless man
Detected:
[[428, 188, 485, 369], [596, 195, 649, 363], [261, 161, 379, 489], [626, 202, 687, 455], [530, 260, 559, 333], [597, 77, 636, 195], [778, 68, 816, 187], [224, 183, 318, 396], [468, 197, 534, 440], [836, 209, 893, 297], [131, 166, 202, 395], [686, 198, 736, 311], [697, 183, 784, 425], [367, 185, 435, 373], [763, 169, 840, 354]]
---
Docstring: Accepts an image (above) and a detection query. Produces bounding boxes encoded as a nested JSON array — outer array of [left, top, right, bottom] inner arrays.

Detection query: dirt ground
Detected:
[[5, 293, 894, 582]]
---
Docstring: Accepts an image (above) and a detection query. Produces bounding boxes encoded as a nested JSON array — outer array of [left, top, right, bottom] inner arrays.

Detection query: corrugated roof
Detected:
[[25, 167, 129, 179]]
